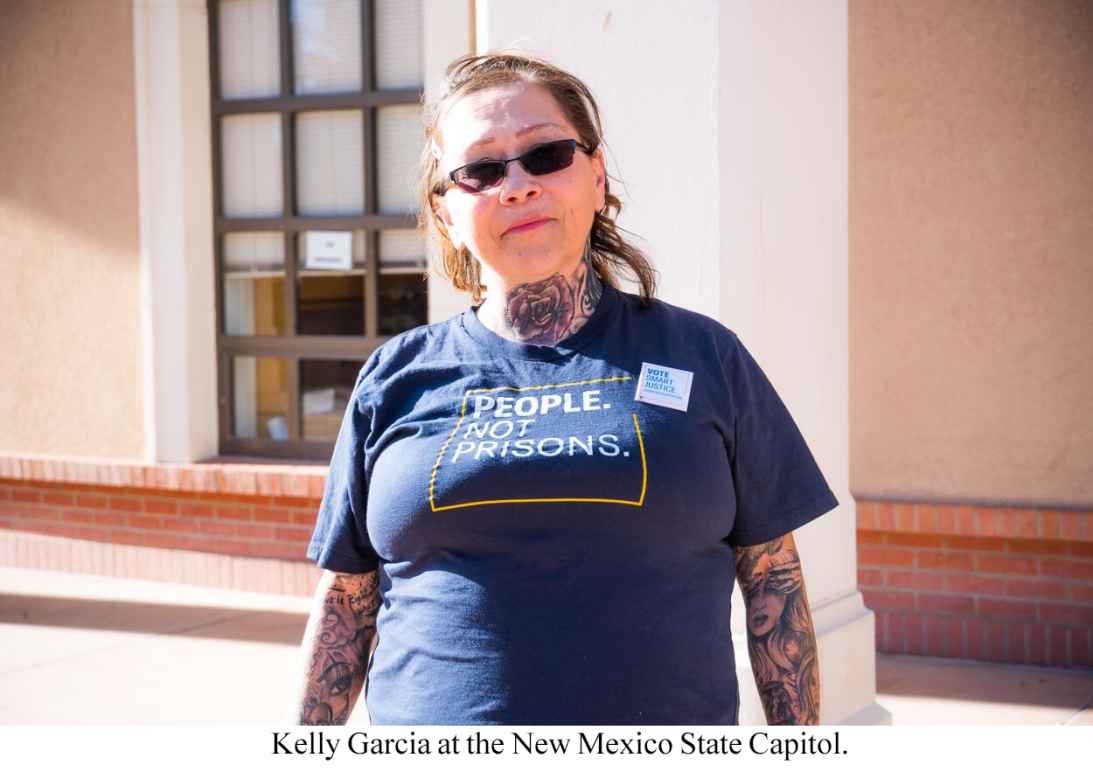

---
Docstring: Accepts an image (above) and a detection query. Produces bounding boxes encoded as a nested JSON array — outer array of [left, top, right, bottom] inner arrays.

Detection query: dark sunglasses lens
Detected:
[[457, 161, 505, 191], [521, 140, 576, 175]]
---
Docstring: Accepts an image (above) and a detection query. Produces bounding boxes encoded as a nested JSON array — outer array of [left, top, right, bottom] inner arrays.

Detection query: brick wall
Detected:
[[0, 479, 318, 561], [857, 500, 1092, 668], [0, 455, 327, 594]]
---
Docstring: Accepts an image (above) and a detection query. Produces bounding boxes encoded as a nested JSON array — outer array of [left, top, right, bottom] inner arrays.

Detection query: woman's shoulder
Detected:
[[354, 314, 465, 395]]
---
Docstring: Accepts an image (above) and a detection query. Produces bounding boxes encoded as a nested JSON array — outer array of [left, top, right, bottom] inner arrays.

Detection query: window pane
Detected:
[[223, 232, 286, 335], [300, 359, 365, 441], [232, 356, 289, 440], [221, 113, 283, 217], [218, 0, 280, 99], [376, 105, 423, 214], [291, 0, 362, 95], [297, 231, 365, 335], [379, 229, 425, 269], [375, 0, 423, 89], [295, 110, 364, 216], [378, 273, 426, 335]]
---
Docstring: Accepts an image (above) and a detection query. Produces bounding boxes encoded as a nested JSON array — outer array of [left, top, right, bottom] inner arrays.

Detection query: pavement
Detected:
[[0, 566, 1090, 725]]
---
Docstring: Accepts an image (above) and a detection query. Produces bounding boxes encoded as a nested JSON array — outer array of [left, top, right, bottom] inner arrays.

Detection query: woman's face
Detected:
[[434, 82, 606, 291], [746, 587, 787, 637]]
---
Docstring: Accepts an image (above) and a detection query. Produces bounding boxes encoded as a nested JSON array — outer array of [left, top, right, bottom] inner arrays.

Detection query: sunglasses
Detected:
[[445, 138, 596, 193]]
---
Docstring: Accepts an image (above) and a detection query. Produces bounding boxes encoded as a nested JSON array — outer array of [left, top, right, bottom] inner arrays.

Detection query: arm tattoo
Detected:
[[297, 570, 381, 725], [733, 533, 821, 725], [498, 246, 603, 345]]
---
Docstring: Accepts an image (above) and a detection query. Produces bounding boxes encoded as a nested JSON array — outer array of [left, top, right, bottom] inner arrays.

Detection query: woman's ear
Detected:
[[432, 194, 464, 249], [592, 148, 607, 212]]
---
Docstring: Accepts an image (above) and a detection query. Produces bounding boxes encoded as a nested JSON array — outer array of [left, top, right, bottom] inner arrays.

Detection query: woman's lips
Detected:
[[504, 218, 551, 235]]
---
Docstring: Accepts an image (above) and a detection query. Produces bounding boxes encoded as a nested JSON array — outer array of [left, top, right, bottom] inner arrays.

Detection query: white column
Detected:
[[424, 0, 476, 323], [478, 0, 885, 724], [132, 0, 219, 464]]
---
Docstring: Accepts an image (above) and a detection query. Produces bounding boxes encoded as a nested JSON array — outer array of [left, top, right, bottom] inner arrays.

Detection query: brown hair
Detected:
[[417, 52, 657, 305]]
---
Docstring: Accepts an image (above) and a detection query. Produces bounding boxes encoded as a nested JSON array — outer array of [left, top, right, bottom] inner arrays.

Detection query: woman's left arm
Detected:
[[733, 531, 821, 725]]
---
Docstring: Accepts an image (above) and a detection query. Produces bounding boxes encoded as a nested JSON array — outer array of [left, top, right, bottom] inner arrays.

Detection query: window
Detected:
[[208, 0, 425, 460]]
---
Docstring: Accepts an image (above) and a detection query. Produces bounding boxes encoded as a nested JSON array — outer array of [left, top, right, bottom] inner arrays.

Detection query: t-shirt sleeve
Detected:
[[721, 331, 839, 547], [306, 369, 382, 573]]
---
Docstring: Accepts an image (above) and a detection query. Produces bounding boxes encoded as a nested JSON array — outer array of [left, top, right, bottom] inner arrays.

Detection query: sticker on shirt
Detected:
[[428, 376, 648, 512], [634, 362, 693, 412]]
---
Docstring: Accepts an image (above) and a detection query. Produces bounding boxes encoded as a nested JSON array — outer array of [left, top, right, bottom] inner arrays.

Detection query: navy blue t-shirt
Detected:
[[306, 283, 838, 725]]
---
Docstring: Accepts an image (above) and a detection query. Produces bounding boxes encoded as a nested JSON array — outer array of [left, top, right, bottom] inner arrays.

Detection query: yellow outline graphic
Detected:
[[428, 376, 647, 512]]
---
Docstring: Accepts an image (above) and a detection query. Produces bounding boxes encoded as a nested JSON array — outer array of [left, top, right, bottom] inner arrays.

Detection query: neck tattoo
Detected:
[[481, 250, 604, 346]]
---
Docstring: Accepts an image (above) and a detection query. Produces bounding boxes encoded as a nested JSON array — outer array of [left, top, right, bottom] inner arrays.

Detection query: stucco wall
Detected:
[[0, 0, 144, 458], [850, 0, 1093, 506]]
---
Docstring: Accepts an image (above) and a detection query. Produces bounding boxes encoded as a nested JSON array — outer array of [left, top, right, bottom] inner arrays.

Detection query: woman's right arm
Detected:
[[292, 568, 381, 725]]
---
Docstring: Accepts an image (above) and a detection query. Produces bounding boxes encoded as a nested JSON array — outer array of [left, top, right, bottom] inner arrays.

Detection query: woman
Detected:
[[293, 52, 837, 726]]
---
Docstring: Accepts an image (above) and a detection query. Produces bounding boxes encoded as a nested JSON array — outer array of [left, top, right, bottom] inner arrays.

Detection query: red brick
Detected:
[[43, 492, 73, 506], [856, 506, 875, 530], [1004, 577, 1068, 600], [935, 506, 957, 535], [255, 541, 307, 561], [0, 488, 10, 501], [145, 499, 178, 515], [197, 520, 237, 537], [858, 568, 883, 587], [884, 613, 906, 654], [924, 616, 944, 656], [108, 530, 145, 546], [1048, 626, 1068, 666], [1013, 510, 1039, 539], [1072, 585, 1093, 604], [272, 495, 310, 509], [215, 505, 251, 521], [856, 530, 885, 545], [944, 617, 963, 658], [894, 503, 915, 532], [976, 510, 995, 537], [254, 507, 292, 524], [62, 509, 95, 524], [1070, 542, 1093, 558], [905, 614, 925, 655], [109, 497, 141, 513], [1039, 559, 1093, 581], [141, 533, 184, 550], [274, 526, 311, 543], [236, 523, 274, 540], [292, 510, 317, 526], [75, 494, 107, 509], [917, 551, 973, 571], [945, 574, 1007, 595], [966, 619, 985, 660], [986, 622, 1008, 662], [1008, 538, 1068, 556], [1060, 512, 1081, 540], [975, 554, 1038, 575], [12, 490, 41, 503], [1039, 603, 1093, 627], [916, 505, 939, 534], [862, 589, 915, 612], [873, 609, 887, 649], [888, 571, 944, 591], [943, 535, 1009, 552], [161, 517, 196, 532], [127, 514, 161, 529], [93, 512, 126, 527], [886, 533, 943, 548], [1042, 511, 1060, 540], [978, 598, 1037, 622], [1028, 624, 1048, 665], [918, 593, 974, 615], [874, 501, 893, 530], [1070, 628, 1091, 668], [179, 502, 215, 518], [954, 505, 975, 536]]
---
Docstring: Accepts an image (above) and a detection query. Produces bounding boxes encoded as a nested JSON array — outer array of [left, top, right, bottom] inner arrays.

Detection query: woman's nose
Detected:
[[499, 161, 541, 205]]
